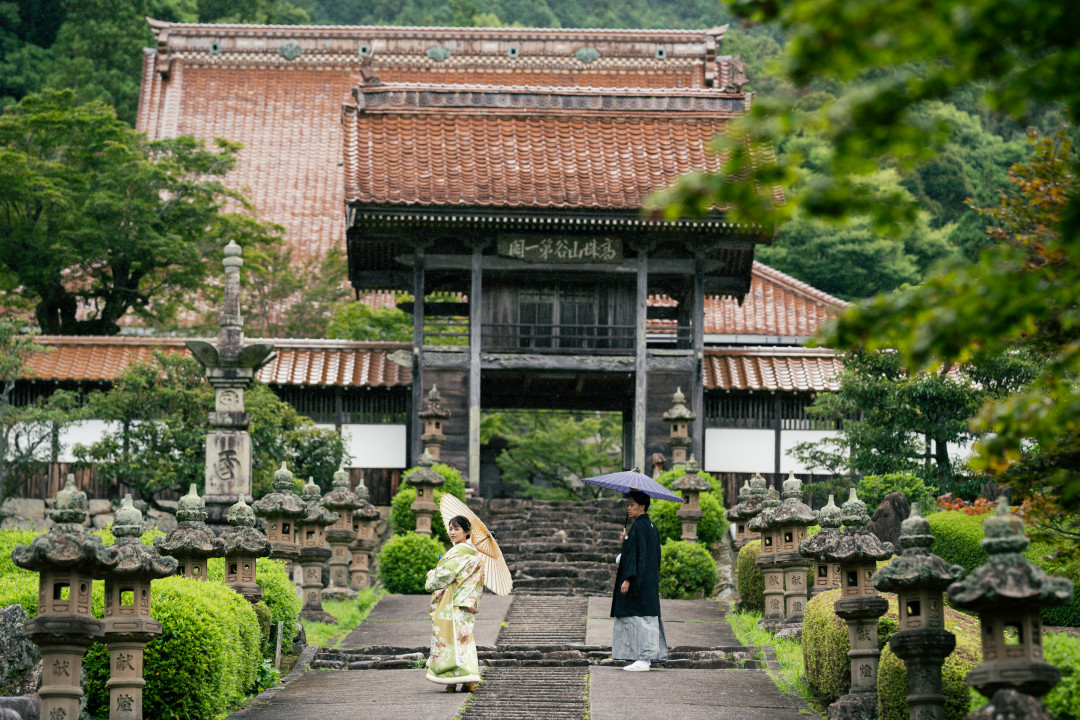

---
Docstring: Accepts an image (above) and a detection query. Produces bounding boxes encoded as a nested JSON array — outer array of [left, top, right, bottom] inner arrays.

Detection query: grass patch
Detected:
[[304, 587, 385, 649], [726, 609, 822, 713]]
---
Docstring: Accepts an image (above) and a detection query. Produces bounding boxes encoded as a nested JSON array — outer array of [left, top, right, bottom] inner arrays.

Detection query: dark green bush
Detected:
[[658, 539, 717, 599], [877, 609, 982, 720], [858, 473, 939, 516], [651, 491, 728, 547], [390, 462, 467, 543], [736, 540, 764, 611], [252, 600, 273, 652], [928, 511, 987, 572], [1028, 539, 1080, 628], [1044, 632, 1080, 720], [377, 532, 445, 594]]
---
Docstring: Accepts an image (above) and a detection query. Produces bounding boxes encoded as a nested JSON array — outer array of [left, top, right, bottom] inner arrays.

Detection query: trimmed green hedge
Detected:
[[857, 473, 938, 516], [877, 609, 982, 720], [1028, 540, 1080, 628], [659, 540, 717, 599], [736, 540, 764, 611], [1044, 632, 1080, 720], [377, 532, 445, 594], [390, 462, 467, 544], [208, 556, 301, 650]]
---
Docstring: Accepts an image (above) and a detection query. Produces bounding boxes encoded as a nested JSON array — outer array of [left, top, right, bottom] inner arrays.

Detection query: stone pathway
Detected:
[[232, 593, 816, 720]]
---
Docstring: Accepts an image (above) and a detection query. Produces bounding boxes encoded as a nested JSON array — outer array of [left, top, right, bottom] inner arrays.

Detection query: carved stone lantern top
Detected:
[[176, 484, 208, 524], [818, 494, 842, 529], [767, 474, 817, 528], [418, 385, 450, 420], [671, 456, 711, 492], [840, 487, 869, 528], [749, 473, 768, 496], [110, 495, 178, 579], [800, 489, 894, 564], [736, 480, 751, 504], [405, 451, 445, 488], [221, 496, 272, 557], [947, 497, 1073, 611], [301, 478, 340, 528], [155, 485, 226, 559], [354, 474, 371, 503], [12, 475, 119, 575], [747, 487, 782, 532], [252, 462, 307, 519], [799, 494, 841, 557], [873, 503, 965, 593], [321, 467, 361, 512], [727, 474, 766, 521], [662, 387, 696, 422]]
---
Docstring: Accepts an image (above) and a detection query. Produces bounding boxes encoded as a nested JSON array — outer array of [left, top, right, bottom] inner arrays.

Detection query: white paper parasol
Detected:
[[439, 493, 513, 596]]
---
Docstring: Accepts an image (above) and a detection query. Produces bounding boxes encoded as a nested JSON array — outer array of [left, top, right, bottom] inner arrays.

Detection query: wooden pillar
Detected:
[[692, 264, 705, 464], [633, 248, 649, 470], [468, 244, 483, 491], [411, 250, 425, 467], [773, 392, 782, 481]]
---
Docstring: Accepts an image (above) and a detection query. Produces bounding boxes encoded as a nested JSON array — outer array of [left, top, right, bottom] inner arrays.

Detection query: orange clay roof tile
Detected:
[[703, 347, 842, 391]]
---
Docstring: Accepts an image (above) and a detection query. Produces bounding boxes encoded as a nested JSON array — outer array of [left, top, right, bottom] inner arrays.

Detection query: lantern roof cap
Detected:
[[51, 474, 89, 525], [800, 525, 894, 564], [112, 494, 144, 538], [252, 462, 307, 519], [818, 494, 842, 529], [12, 480, 119, 574], [176, 484, 207, 523], [662, 387, 696, 422], [873, 503, 964, 592], [322, 466, 361, 511], [111, 497, 178, 579], [671, 457, 711, 492], [841, 487, 869, 528], [405, 451, 445, 487]]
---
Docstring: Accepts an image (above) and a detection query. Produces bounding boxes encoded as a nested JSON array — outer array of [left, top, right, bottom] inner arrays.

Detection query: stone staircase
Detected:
[[472, 498, 627, 596]]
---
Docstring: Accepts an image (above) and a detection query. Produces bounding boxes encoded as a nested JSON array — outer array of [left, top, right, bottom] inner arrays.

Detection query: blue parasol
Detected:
[[579, 467, 685, 503]]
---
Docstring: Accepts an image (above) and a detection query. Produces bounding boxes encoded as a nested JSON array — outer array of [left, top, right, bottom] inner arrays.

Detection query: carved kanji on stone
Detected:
[[116, 694, 135, 712]]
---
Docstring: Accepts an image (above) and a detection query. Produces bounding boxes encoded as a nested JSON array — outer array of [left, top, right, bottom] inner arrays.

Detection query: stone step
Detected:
[[459, 666, 589, 720]]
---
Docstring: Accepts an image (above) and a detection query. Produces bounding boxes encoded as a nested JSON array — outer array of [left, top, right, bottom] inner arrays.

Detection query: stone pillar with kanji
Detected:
[[251, 462, 306, 579], [418, 385, 450, 461], [154, 484, 225, 581], [297, 478, 339, 624], [321, 466, 361, 601], [947, 497, 1073, 719], [801, 487, 894, 720], [406, 450, 444, 536], [672, 456, 710, 542], [185, 241, 275, 527], [102, 495, 178, 720], [750, 486, 785, 628], [770, 474, 817, 636], [12, 475, 120, 720], [221, 496, 272, 603], [801, 494, 843, 596], [872, 503, 965, 720], [350, 476, 382, 590], [726, 473, 768, 550], [662, 387, 696, 465]]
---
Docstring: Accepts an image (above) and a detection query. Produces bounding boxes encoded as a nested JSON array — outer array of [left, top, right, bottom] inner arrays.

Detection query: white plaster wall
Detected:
[[703, 428, 839, 475], [318, 423, 407, 469], [55, 420, 121, 463]]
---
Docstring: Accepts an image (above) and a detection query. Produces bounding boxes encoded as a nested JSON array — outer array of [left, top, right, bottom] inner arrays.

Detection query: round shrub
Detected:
[[928, 511, 987, 573], [659, 539, 717, 599], [651, 492, 728, 547], [390, 462, 467, 543], [736, 539, 764, 611], [858, 473, 939, 516], [377, 532, 445, 594], [1044, 632, 1080, 720], [877, 609, 982, 720]]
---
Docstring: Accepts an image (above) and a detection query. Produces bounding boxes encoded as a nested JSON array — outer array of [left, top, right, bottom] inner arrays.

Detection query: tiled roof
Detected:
[[344, 83, 767, 210], [703, 346, 842, 391], [23, 337, 412, 388], [704, 262, 849, 337], [136, 21, 752, 261]]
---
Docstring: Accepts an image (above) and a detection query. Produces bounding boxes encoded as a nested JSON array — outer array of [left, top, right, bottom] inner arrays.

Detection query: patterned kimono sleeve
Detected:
[[425, 553, 466, 592]]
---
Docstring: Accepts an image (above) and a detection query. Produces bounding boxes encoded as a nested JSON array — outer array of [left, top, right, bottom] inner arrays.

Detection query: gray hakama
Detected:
[[612, 615, 669, 662]]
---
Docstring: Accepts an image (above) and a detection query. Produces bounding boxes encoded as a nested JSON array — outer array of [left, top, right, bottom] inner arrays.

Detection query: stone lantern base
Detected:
[[830, 595, 889, 720], [964, 688, 1056, 720]]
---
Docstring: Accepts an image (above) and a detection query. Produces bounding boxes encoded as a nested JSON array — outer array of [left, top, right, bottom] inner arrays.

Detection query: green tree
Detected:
[[0, 320, 80, 501], [0, 90, 282, 334], [327, 299, 413, 341], [76, 353, 347, 507]]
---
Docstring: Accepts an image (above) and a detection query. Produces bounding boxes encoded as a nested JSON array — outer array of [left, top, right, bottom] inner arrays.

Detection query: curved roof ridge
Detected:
[[750, 261, 850, 309]]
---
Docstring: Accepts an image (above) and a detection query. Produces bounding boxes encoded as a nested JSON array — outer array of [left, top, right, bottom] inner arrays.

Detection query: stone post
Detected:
[[406, 450, 444, 536], [801, 494, 843, 597], [350, 477, 382, 590], [750, 486, 784, 628], [726, 473, 767, 550], [12, 476, 119, 720], [801, 488, 894, 720], [154, 485, 225, 581], [102, 495, 178, 720], [671, 456, 710, 542], [220, 497, 272, 603], [770, 474, 817, 636], [947, 497, 1073, 716], [662, 387, 696, 465], [321, 467, 361, 601], [297, 478, 339, 624], [417, 385, 450, 461], [872, 503, 965, 720], [251, 462, 306, 580]]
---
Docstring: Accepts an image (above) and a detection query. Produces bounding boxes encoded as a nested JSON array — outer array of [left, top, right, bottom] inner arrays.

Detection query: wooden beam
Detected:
[[350, 270, 413, 290], [774, 392, 782, 480], [634, 250, 648, 470], [468, 245, 482, 492], [393, 254, 723, 275], [481, 353, 635, 372], [411, 253, 425, 466], [692, 265, 705, 464]]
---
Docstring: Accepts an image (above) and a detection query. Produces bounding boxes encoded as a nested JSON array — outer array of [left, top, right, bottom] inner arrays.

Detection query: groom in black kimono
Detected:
[[611, 489, 668, 671]]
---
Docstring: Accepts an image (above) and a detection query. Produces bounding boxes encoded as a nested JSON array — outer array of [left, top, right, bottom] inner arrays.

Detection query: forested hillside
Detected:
[[0, 0, 1069, 302]]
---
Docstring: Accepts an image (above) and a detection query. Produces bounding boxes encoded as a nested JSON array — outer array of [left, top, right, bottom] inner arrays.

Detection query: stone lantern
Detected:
[[320, 466, 361, 600], [252, 462, 306, 566], [220, 496, 272, 603], [418, 385, 451, 461], [297, 477, 339, 624], [800, 487, 894, 720], [12, 475, 119, 720], [154, 484, 225, 581], [872, 503, 965, 720], [750, 486, 784, 627], [947, 497, 1072, 706], [726, 473, 768, 550], [769, 474, 817, 632], [672, 456, 711, 542], [406, 450, 444, 536], [350, 477, 382, 591], [800, 494, 843, 597], [662, 387, 696, 465], [102, 495, 178, 720]]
